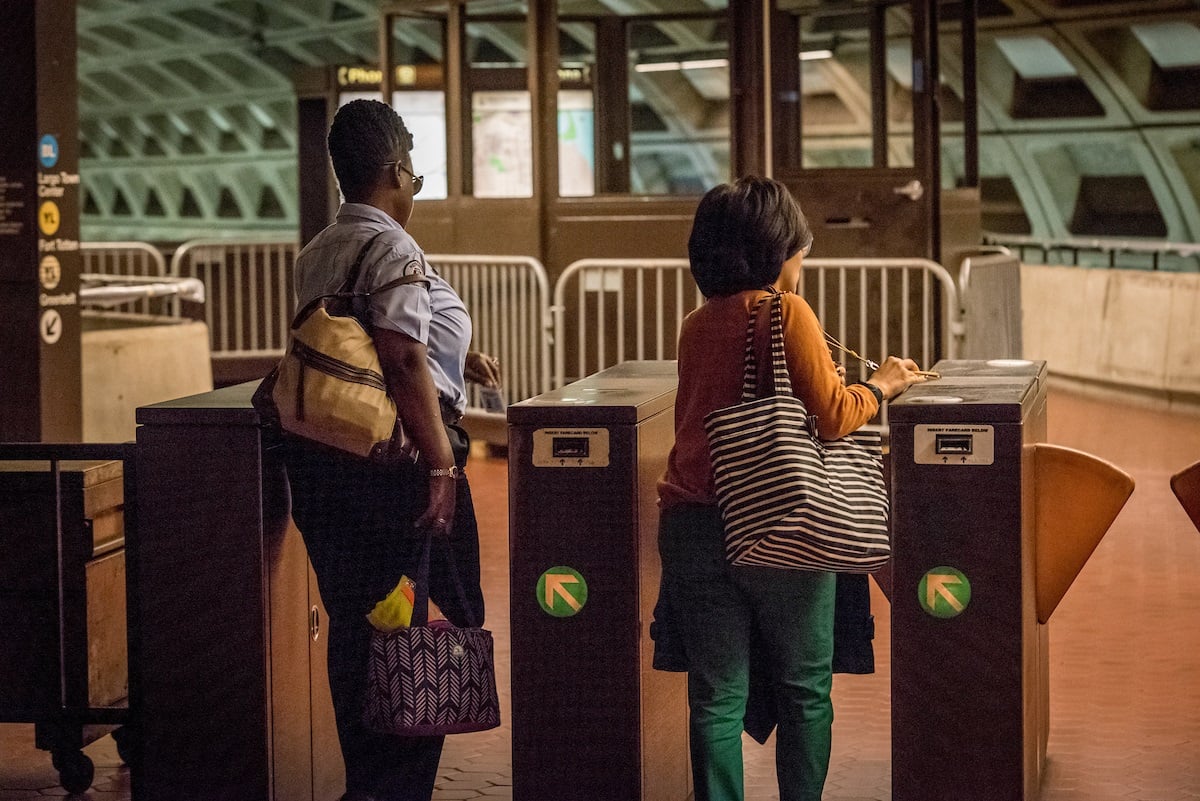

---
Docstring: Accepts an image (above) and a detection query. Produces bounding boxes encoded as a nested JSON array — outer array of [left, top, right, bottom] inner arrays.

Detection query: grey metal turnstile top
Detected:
[[136, 381, 260, 427], [888, 359, 1047, 424], [508, 361, 678, 426]]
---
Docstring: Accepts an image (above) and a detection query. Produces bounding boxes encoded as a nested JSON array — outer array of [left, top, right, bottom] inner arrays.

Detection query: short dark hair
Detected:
[[327, 99, 415, 201], [687, 177, 812, 297]]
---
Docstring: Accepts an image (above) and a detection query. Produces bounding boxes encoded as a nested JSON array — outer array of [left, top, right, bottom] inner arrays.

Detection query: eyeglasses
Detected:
[[381, 160, 424, 196]]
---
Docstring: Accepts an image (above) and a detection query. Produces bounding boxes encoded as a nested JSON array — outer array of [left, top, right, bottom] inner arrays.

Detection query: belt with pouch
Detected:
[[440, 400, 464, 427]]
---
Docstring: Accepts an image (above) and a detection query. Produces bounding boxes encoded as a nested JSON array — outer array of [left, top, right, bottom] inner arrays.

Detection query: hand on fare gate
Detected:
[[867, 356, 928, 401]]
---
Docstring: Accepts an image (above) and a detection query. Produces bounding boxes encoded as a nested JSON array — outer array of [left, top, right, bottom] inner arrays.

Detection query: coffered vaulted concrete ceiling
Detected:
[[77, 0, 385, 241]]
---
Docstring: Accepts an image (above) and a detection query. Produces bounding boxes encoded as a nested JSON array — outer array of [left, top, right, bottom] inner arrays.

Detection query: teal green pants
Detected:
[[658, 504, 836, 801]]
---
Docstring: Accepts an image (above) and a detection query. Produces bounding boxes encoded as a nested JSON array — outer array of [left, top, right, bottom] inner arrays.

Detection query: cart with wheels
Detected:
[[0, 443, 137, 794]]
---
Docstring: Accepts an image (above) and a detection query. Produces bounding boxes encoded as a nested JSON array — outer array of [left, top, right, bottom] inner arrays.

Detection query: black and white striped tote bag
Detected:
[[704, 292, 890, 573]]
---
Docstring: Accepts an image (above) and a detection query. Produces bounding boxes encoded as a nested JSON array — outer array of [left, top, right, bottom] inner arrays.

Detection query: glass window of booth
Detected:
[[381, 2, 729, 200], [465, 15, 599, 198], [466, 18, 534, 197], [378, 14, 449, 200], [774, 1, 917, 170], [625, 15, 730, 194], [558, 21, 597, 197]]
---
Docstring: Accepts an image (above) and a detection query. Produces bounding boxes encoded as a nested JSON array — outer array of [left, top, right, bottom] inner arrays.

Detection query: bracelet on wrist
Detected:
[[428, 466, 461, 479]]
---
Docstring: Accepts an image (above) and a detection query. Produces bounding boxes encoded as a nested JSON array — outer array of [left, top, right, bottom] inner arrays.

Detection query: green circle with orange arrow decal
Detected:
[[918, 566, 971, 618], [537, 566, 588, 617]]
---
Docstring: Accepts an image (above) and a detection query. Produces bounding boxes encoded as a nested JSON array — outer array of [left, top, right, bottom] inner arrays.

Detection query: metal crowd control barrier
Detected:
[[553, 257, 960, 389], [80, 242, 173, 316], [552, 259, 705, 390], [427, 254, 554, 406], [0, 442, 137, 794], [169, 236, 298, 364], [95, 241, 961, 409], [167, 238, 553, 415], [801, 257, 959, 382]]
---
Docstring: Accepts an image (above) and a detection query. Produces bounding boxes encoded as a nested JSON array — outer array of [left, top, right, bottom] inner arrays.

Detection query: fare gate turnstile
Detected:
[[508, 361, 690, 801], [889, 359, 1050, 801]]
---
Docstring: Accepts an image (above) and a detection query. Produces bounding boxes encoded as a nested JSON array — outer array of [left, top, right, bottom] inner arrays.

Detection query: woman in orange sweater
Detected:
[[657, 177, 925, 801]]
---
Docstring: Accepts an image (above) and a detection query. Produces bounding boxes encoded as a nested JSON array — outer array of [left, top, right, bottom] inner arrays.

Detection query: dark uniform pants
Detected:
[[283, 425, 484, 801]]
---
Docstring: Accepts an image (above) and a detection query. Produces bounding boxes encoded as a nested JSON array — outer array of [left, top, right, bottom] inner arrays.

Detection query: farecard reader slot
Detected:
[[914, 425, 994, 465], [552, 437, 590, 459], [531, 428, 610, 467], [935, 433, 974, 455]]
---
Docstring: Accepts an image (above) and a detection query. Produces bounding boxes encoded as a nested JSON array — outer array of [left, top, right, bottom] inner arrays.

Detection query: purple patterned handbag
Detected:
[[363, 533, 501, 736]]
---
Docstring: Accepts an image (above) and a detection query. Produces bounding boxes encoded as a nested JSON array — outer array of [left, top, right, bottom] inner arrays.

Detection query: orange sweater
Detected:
[[657, 290, 879, 509]]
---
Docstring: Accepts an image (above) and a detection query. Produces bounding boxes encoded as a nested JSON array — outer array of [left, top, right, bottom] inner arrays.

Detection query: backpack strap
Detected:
[[339, 229, 390, 294], [370, 268, 431, 297], [291, 230, 430, 327]]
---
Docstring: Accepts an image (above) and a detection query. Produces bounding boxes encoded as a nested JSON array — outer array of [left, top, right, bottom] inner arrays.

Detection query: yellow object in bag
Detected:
[[367, 575, 416, 632]]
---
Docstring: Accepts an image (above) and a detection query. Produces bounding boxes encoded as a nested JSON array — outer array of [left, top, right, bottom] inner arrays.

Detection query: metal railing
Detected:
[[80, 241, 173, 316], [553, 257, 959, 388], [983, 232, 1200, 272], [169, 236, 298, 362], [427, 255, 553, 405], [802, 258, 959, 381], [552, 258, 705, 389], [167, 239, 554, 408], [86, 241, 962, 415]]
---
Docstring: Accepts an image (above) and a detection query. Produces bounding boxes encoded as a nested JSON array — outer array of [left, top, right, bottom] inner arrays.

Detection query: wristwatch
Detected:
[[428, 466, 461, 479], [857, 381, 885, 406]]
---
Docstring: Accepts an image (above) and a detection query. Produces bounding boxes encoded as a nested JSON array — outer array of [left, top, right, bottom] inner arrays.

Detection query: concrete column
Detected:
[[0, 0, 82, 441]]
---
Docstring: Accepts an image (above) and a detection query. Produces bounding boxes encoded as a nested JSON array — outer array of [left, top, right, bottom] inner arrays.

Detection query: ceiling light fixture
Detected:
[[635, 57, 729, 73]]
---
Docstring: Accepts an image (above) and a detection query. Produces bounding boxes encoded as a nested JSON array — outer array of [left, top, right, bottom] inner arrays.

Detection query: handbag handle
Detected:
[[740, 291, 794, 403], [409, 528, 480, 629]]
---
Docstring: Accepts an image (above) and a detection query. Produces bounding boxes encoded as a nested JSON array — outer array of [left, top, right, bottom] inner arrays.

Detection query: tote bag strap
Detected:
[[740, 290, 794, 402], [410, 529, 479, 629]]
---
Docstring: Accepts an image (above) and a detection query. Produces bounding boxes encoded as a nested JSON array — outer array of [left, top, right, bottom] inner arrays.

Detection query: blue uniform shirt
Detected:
[[294, 203, 471, 415]]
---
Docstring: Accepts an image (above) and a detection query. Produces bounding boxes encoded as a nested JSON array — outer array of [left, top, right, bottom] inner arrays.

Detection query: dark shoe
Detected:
[[339, 792, 379, 801]]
